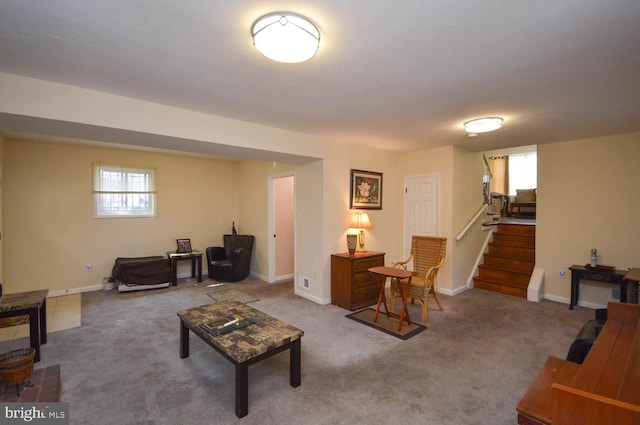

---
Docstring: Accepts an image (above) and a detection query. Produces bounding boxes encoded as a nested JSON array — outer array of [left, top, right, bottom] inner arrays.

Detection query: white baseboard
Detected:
[[527, 268, 544, 302], [48, 284, 103, 297]]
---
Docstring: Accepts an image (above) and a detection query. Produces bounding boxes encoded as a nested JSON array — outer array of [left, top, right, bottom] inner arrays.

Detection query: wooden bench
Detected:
[[517, 302, 640, 424]]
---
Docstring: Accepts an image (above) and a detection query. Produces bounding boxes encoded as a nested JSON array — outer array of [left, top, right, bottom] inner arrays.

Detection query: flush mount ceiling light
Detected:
[[252, 13, 320, 63], [463, 117, 504, 133]]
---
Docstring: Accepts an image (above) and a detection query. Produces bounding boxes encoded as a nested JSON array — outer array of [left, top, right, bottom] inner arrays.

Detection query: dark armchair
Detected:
[[206, 235, 255, 282]]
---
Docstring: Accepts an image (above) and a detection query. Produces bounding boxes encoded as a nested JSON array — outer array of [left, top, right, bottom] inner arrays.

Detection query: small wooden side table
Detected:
[[167, 251, 203, 286], [368, 266, 416, 331]]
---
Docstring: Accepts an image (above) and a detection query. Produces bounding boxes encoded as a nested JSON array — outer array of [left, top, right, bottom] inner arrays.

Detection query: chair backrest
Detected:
[[411, 236, 447, 277], [223, 234, 254, 258]]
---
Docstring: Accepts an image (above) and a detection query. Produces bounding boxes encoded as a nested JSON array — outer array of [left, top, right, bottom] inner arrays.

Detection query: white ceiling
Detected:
[[0, 0, 639, 159]]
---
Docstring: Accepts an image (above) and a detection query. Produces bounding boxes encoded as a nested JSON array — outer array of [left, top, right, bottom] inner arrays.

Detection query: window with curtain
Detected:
[[508, 152, 537, 195], [93, 164, 156, 217]]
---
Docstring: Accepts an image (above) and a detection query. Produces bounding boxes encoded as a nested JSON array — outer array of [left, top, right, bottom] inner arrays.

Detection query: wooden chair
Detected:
[[390, 236, 447, 322]]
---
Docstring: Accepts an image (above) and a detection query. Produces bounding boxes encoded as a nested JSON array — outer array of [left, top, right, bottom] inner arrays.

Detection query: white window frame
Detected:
[[93, 164, 156, 218]]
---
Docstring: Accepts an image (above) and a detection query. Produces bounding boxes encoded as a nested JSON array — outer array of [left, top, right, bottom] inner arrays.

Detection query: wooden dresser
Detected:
[[517, 302, 640, 424], [331, 251, 385, 311]]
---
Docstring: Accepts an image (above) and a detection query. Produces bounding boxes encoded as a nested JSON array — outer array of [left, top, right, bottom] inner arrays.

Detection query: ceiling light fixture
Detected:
[[252, 13, 320, 63], [463, 117, 504, 133]]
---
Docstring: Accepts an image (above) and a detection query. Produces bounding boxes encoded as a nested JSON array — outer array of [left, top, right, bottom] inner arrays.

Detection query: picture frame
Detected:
[[176, 238, 192, 253], [350, 169, 383, 210]]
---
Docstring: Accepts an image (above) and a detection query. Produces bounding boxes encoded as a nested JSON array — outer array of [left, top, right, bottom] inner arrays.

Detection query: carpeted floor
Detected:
[[0, 277, 594, 425]]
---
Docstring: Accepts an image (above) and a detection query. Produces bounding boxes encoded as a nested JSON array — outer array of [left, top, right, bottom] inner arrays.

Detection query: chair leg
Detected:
[[419, 299, 428, 322], [432, 290, 444, 311]]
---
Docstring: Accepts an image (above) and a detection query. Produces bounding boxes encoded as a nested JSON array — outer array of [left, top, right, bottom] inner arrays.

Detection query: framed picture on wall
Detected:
[[176, 238, 192, 253], [350, 169, 383, 210]]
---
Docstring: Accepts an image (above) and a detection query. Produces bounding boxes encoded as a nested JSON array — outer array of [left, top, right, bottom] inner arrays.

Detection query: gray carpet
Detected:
[[0, 277, 593, 424]]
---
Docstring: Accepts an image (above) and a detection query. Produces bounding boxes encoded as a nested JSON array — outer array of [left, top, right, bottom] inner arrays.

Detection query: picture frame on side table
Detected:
[[176, 238, 192, 253], [350, 169, 383, 210]]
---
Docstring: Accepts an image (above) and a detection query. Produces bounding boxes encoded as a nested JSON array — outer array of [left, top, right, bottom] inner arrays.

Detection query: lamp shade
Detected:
[[350, 211, 372, 229], [464, 117, 503, 133], [252, 13, 320, 63]]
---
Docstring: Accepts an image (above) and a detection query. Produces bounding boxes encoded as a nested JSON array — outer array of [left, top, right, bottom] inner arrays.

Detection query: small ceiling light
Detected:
[[252, 13, 320, 63], [463, 117, 504, 133]]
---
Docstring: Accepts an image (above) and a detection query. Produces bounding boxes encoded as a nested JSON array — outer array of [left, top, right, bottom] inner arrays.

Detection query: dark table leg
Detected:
[[191, 257, 196, 278], [40, 298, 47, 344], [621, 281, 628, 303], [196, 256, 202, 282], [236, 363, 249, 418], [290, 339, 301, 388], [28, 308, 41, 362], [570, 273, 579, 310], [179, 320, 190, 358], [171, 258, 178, 286]]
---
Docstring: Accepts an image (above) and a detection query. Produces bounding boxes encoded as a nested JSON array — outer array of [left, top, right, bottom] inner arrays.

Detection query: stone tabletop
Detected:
[[178, 299, 303, 363], [0, 289, 49, 312]]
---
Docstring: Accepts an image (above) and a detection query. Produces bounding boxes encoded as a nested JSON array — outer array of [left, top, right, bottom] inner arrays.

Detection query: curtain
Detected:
[[489, 156, 509, 195]]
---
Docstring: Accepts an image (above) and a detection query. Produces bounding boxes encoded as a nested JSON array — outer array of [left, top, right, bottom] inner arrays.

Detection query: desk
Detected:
[[569, 265, 628, 310], [168, 251, 203, 286], [368, 266, 416, 331], [178, 300, 303, 418], [0, 289, 48, 362]]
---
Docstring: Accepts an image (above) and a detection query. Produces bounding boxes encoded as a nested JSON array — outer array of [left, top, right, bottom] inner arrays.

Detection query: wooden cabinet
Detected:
[[331, 252, 385, 311]]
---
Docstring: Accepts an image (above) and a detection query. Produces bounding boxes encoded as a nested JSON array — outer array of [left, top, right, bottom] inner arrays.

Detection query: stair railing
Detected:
[[456, 204, 486, 241]]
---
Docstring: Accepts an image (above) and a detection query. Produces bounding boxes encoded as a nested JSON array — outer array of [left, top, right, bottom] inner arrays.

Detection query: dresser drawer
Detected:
[[353, 256, 384, 273], [353, 285, 379, 306], [353, 271, 378, 289]]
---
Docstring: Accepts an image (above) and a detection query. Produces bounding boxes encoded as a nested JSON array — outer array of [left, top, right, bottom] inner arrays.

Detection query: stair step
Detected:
[[473, 278, 528, 298], [477, 265, 531, 286], [492, 233, 535, 248], [497, 223, 536, 236], [487, 243, 535, 260], [482, 254, 535, 274]]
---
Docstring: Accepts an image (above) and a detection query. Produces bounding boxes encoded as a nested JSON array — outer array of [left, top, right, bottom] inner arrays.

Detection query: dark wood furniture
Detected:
[[509, 201, 536, 217], [569, 265, 629, 309], [623, 268, 640, 303], [168, 251, 203, 286], [368, 266, 416, 331], [178, 300, 303, 418], [331, 251, 385, 311], [0, 289, 48, 362], [516, 302, 640, 424]]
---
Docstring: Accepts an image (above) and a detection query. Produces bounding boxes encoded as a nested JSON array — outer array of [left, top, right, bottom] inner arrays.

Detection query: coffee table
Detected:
[[0, 289, 48, 362], [177, 300, 303, 418]]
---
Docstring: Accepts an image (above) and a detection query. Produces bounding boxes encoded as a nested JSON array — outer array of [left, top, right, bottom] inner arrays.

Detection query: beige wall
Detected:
[[398, 145, 487, 295], [537, 133, 640, 307], [2, 138, 240, 294]]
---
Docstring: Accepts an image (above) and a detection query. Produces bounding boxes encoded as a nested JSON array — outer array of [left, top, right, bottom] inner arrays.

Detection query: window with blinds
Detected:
[[93, 164, 156, 217]]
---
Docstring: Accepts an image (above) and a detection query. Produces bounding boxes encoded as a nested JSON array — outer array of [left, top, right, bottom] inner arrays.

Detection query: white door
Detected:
[[268, 174, 295, 283], [403, 174, 440, 258]]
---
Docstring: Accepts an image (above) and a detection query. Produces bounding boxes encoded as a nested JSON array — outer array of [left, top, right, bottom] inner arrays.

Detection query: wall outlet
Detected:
[[86, 263, 92, 271], [559, 270, 565, 279]]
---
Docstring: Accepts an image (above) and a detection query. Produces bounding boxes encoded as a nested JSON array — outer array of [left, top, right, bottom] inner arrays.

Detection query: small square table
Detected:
[[0, 289, 48, 362], [167, 251, 203, 286], [177, 300, 303, 418]]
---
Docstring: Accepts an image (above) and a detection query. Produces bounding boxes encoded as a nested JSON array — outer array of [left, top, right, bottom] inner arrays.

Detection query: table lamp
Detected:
[[350, 211, 372, 252]]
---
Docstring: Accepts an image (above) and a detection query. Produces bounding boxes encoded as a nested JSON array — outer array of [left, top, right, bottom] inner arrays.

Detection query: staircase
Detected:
[[473, 223, 535, 298]]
